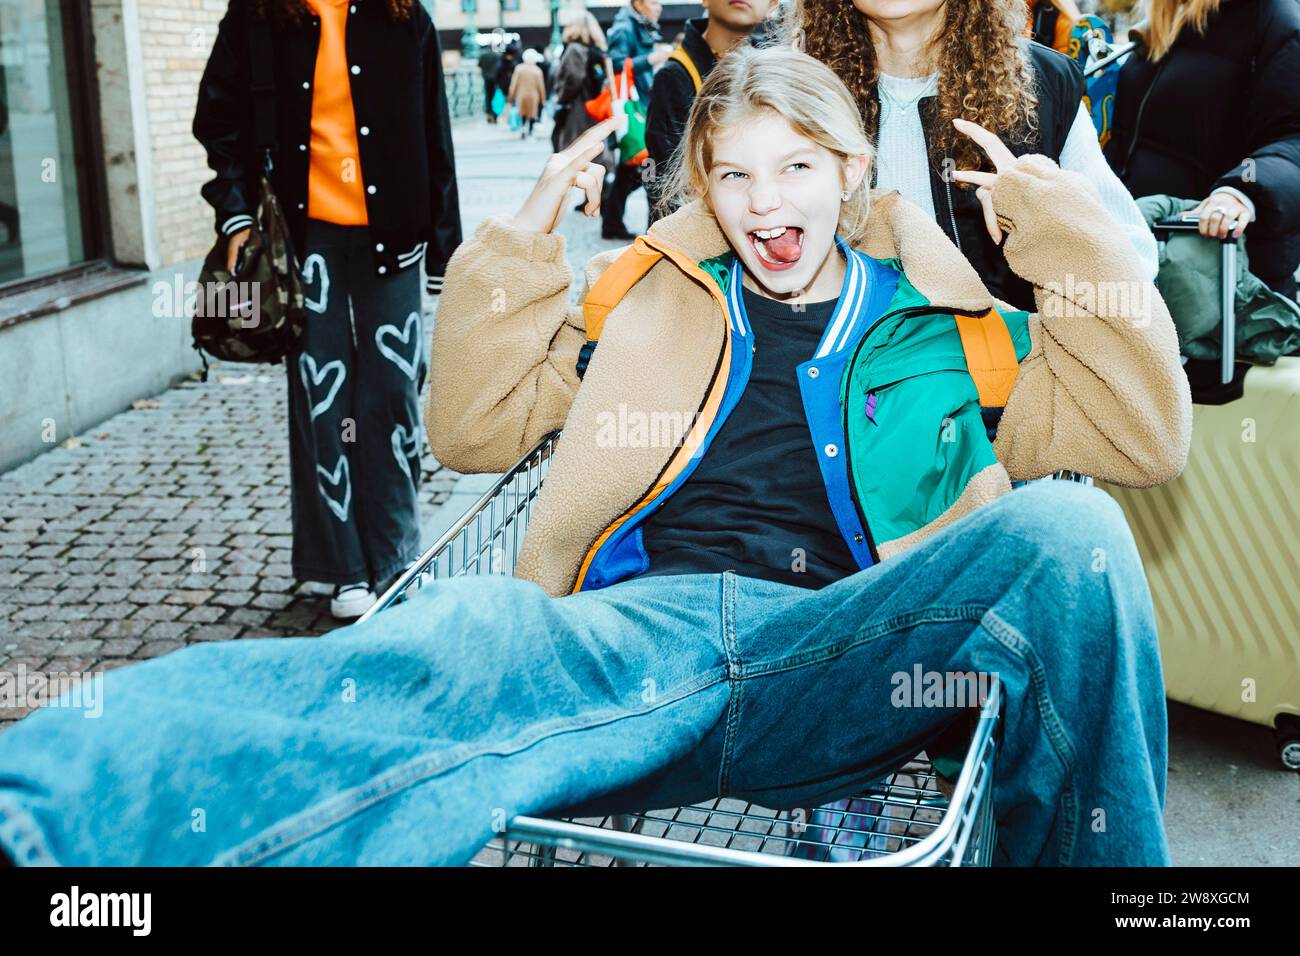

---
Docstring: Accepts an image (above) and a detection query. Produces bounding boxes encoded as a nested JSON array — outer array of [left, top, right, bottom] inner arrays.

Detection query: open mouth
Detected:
[[748, 225, 804, 272]]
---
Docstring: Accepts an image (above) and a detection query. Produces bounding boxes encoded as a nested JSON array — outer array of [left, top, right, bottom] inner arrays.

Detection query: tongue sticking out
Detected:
[[763, 228, 803, 263]]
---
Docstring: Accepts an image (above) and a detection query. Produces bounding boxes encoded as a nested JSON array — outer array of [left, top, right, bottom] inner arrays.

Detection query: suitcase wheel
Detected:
[[1273, 720, 1300, 772]]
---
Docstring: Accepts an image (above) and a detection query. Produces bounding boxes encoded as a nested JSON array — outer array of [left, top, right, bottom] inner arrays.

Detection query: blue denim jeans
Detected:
[[0, 480, 1171, 866]]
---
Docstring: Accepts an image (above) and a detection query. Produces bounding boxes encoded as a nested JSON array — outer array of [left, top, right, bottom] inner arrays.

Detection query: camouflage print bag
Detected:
[[191, 171, 306, 374]]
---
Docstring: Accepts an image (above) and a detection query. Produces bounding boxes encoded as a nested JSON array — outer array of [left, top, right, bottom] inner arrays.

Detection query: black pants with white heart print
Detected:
[[286, 219, 426, 587]]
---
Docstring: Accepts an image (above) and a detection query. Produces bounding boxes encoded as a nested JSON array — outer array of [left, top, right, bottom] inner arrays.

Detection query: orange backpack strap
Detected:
[[667, 47, 703, 93], [576, 239, 664, 379], [582, 238, 664, 341], [955, 307, 1020, 408]]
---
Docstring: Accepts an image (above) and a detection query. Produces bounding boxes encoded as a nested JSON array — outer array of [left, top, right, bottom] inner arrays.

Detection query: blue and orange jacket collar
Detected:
[[722, 235, 878, 359], [575, 236, 902, 591]]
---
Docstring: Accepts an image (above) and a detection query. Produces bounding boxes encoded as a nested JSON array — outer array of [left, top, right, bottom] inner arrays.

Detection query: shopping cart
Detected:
[[360, 431, 1006, 866]]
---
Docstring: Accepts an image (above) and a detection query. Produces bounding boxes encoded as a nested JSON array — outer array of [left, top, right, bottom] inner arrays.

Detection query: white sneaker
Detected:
[[330, 582, 377, 620]]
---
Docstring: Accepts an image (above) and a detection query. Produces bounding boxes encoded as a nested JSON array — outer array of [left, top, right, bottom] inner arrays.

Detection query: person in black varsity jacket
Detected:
[[194, 0, 463, 619]]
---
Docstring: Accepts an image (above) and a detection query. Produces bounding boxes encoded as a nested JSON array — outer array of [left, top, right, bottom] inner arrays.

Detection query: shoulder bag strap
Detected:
[[248, 18, 277, 174]]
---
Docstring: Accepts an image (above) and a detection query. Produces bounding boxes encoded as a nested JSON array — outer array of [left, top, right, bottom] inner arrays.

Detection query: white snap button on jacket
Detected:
[[824, 444, 838, 457], [359, 126, 370, 136], [299, 143, 306, 151], [302, 81, 309, 90], [808, 366, 819, 378], [351, 65, 360, 75], [375, 242, 384, 252], [378, 266, 387, 274], [367, 185, 376, 194]]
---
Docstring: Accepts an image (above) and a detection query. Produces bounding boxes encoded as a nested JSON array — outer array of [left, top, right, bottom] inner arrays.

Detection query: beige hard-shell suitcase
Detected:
[[1102, 356, 1300, 769], [1102, 214, 1299, 769]]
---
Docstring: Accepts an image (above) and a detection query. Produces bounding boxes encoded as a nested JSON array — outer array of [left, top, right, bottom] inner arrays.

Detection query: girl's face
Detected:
[[706, 111, 867, 300]]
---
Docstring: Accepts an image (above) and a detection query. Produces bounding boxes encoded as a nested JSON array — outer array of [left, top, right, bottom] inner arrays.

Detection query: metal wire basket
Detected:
[[363, 431, 1003, 866]]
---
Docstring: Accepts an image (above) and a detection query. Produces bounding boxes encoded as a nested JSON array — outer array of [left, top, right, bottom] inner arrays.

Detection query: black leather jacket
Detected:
[[192, 0, 462, 290]]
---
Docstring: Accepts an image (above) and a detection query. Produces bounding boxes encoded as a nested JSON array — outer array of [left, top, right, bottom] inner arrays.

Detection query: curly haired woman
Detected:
[[783, 0, 1158, 310]]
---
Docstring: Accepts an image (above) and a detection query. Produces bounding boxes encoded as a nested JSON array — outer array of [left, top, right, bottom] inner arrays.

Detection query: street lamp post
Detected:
[[548, 0, 564, 58], [461, 0, 479, 61]]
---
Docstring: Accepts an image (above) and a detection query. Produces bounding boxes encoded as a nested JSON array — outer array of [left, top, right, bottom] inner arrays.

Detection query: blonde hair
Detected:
[[1143, 0, 1223, 60], [562, 11, 607, 50], [658, 45, 876, 245]]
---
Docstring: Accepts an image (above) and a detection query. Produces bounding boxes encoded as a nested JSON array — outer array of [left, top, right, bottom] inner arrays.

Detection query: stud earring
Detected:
[[841, 189, 852, 202]]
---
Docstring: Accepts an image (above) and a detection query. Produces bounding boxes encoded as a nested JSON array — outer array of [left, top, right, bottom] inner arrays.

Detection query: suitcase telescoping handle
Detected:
[[1152, 214, 1240, 385]]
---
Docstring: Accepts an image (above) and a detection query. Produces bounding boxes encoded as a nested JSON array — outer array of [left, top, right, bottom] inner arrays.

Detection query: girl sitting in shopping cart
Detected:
[[0, 44, 1191, 868]]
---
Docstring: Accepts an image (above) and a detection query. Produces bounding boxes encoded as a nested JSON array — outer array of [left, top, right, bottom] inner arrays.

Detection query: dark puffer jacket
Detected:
[[1105, 0, 1300, 296]]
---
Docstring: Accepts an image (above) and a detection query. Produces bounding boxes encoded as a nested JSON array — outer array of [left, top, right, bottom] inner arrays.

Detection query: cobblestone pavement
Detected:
[[0, 363, 460, 725], [0, 115, 641, 730]]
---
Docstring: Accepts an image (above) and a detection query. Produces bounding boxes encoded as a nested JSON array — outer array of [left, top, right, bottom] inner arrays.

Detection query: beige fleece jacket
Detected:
[[428, 154, 1193, 597]]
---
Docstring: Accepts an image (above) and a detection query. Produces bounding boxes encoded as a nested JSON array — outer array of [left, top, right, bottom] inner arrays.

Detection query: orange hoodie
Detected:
[[306, 0, 368, 225]]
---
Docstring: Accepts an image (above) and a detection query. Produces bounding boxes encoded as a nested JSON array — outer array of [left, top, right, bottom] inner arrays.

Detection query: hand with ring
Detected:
[[1193, 191, 1251, 240]]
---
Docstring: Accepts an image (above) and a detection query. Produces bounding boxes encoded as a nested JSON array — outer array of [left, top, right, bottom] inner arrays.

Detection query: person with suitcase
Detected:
[[1104, 0, 1300, 299]]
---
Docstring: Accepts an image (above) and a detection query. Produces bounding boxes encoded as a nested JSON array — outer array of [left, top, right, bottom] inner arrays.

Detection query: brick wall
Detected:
[[138, 0, 228, 266]]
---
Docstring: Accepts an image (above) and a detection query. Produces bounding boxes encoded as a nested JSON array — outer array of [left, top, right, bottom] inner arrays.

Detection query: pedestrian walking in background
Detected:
[[552, 12, 610, 156], [784, 0, 1158, 311], [536, 46, 555, 99], [478, 43, 502, 125], [1104, 0, 1300, 299], [495, 44, 520, 126], [509, 48, 548, 139], [644, 0, 778, 223], [603, 0, 669, 239], [193, 0, 463, 619]]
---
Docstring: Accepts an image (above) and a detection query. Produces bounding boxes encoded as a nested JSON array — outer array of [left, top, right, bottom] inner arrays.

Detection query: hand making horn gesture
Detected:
[[949, 117, 1020, 245], [513, 117, 618, 235]]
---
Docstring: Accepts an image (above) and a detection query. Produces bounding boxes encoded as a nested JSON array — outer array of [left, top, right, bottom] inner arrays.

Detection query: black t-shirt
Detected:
[[637, 282, 860, 589]]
